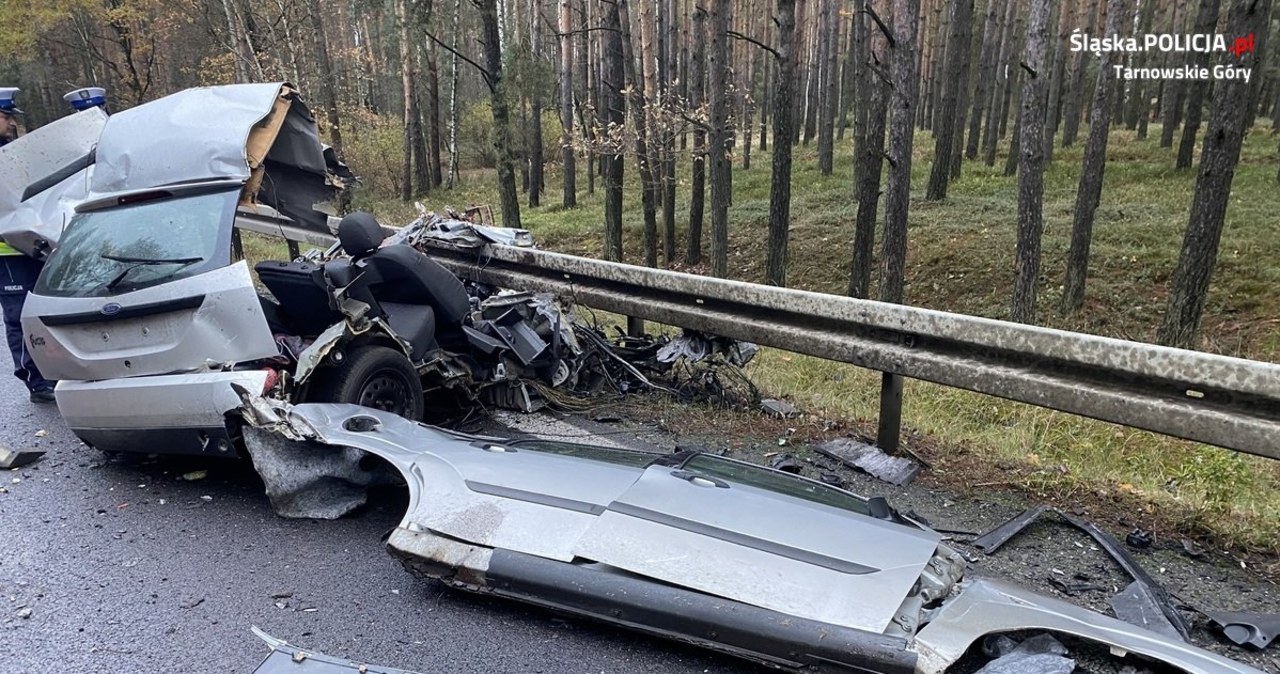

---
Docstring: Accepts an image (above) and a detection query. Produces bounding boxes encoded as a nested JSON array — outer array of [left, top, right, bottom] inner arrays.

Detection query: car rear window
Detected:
[[36, 188, 237, 298]]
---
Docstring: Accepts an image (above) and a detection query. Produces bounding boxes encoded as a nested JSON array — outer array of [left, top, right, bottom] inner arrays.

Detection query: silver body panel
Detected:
[[0, 107, 107, 255], [55, 369, 269, 431], [238, 399, 1267, 674], [89, 83, 284, 195], [914, 579, 1264, 674], [22, 261, 278, 382]]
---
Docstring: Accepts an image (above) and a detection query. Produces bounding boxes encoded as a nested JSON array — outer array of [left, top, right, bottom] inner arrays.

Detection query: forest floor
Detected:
[[316, 123, 1280, 553]]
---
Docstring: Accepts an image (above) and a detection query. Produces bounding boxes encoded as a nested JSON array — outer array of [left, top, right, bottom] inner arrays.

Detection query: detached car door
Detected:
[[574, 453, 946, 634], [21, 185, 279, 381]]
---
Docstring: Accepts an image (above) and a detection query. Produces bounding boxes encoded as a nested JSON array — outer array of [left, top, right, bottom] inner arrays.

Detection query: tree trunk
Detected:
[[1010, 0, 1051, 324], [880, 0, 921, 305], [308, 0, 344, 161], [816, 0, 839, 174], [687, 5, 707, 265], [1159, 0, 1270, 347], [478, 0, 522, 228], [602, 0, 625, 261], [1159, 0, 1188, 148], [850, 2, 888, 299], [622, 0, 659, 267], [1061, 0, 1100, 147], [925, 0, 973, 200], [1176, 0, 1223, 170], [529, 1, 545, 209], [396, 0, 428, 199], [580, 0, 596, 195], [766, 0, 799, 286], [708, 0, 732, 278], [661, 0, 678, 265], [1125, 0, 1158, 131], [447, 0, 461, 187], [1061, 0, 1132, 314], [559, 0, 577, 207], [983, 0, 1019, 166], [1041, 0, 1064, 164], [426, 41, 443, 188], [966, 0, 1004, 160]]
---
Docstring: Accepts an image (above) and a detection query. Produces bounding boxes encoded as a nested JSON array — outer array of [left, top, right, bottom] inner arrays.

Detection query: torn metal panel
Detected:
[[1206, 611, 1280, 650], [241, 426, 397, 519], [814, 438, 921, 486], [0, 107, 107, 256], [969, 506, 1191, 642], [250, 627, 424, 674], [1109, 580, 1184, 642], [240, 399, 1265, 674], [971, 505, 1052, 554], [973, 633, 1073, 674], [0, 447, 45, 469]]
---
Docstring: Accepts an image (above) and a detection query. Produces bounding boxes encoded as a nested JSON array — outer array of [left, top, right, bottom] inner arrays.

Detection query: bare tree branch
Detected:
[[424, 29, 493, 86], [726, 30, 780, 60]]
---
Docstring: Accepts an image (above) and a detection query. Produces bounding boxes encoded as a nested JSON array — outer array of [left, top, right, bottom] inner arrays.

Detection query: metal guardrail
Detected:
[[235, 218, 1280, 461]]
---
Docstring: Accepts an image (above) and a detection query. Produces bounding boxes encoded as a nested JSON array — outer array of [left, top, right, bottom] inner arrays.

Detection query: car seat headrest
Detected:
[[337, 212, 384, 258]]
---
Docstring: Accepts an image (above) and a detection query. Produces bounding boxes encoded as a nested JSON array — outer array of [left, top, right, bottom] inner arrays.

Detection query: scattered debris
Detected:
[[180, 597, 205, 610], [760, 398, 800, 419], [270, 591, 294, 600], [814, 438, 920, 486], [0, 447, 44, 470], [17, 607, 32, 619], [1126, 528, 1153, 549], [1109, 580, 1184, 642], [181, 470, 208, 482], [1048, 574, 1104, 597], [818, 471, 846, 488], [768, 454, 802, 474], [199, 495, 213, 502], [1207, 611, 1280, 650], [33, 430, 47, 438], [976, 633, 1074, 674], [251, 626, 427, 674], [970, 505, 1191, 641], [1181, 539, 1206, 559]]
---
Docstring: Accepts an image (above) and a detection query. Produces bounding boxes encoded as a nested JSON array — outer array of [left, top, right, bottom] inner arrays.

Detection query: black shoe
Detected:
[[29, 389, 56, 404]]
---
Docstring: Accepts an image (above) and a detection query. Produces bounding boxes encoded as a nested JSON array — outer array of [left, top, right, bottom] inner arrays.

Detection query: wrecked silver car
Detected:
[[241, 397, 1265, 674], [17, 82, 742, 456]]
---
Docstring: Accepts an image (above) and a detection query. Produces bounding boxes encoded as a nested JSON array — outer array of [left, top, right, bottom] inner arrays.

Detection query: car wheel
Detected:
[[314, 345, 425, 420]]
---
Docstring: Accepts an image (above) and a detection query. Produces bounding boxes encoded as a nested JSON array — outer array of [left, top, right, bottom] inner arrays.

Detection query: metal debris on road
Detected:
[[814, 438, 920, 486], [250, 626, 425, 674], [1206, 611, 1280, 650], [970, 505, 1191, 641], [760, 398, 800, 419], [0, 447, 45, 469]]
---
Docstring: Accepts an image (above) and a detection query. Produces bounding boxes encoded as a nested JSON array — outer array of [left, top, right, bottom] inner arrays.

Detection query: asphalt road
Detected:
[[0, 377, 753, 674]]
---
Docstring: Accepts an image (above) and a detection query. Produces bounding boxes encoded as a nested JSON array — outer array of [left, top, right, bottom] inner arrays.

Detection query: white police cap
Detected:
[[0, 87, 22, 114], [64, 86, 107, 110]]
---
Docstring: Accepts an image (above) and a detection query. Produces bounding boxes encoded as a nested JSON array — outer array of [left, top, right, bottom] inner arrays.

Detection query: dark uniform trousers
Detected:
[[0, 254, 52, 392]]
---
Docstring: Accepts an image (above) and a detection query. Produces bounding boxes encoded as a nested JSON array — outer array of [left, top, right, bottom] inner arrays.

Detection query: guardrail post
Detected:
[[287, 240, 301, 260], [877, 373, 904, 454], [232, 229, 244, 260], [627, 316, 645, 337]]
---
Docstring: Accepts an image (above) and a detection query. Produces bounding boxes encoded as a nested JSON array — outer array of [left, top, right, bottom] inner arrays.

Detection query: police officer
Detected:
[[63, 86, 107, 112], [0, 87, 55, 403]]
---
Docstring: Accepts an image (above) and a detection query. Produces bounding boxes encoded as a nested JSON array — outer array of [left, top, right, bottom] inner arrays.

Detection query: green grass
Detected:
[[352, 123, 1280, 551]]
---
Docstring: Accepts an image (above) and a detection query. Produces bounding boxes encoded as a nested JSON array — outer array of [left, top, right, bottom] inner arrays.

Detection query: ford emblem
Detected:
[[101, 303, 122, 316]]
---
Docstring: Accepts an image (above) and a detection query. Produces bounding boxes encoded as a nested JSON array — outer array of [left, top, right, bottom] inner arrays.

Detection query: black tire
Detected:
[[313, 345, 425, 420]]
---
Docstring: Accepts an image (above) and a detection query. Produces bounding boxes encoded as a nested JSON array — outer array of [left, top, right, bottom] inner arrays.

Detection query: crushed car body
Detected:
[[238, 396, 1266, 674]]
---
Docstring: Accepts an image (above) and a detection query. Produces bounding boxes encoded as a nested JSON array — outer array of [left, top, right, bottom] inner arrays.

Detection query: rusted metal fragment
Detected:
[[814, 438, 920, 486]]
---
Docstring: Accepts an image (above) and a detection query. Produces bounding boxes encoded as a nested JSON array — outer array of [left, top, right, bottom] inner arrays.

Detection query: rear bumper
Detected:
[[56, 370, 269, 455]]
